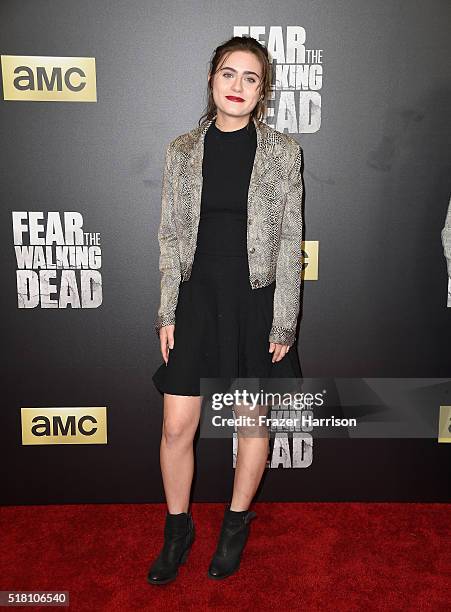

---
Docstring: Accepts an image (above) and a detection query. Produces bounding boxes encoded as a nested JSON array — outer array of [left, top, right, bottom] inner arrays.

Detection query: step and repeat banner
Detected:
[[1, 1, 450, 505]]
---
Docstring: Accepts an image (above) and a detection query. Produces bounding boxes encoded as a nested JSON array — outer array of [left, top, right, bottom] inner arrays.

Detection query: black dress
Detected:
[[152, 119, 302, 398]]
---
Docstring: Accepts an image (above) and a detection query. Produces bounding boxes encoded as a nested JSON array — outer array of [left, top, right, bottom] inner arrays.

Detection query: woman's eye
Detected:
[[222, 73, 256, 84]]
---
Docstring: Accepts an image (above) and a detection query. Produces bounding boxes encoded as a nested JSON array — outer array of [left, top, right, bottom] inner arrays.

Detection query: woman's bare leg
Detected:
[[160, 393, 203, 513], [230, 402, 269, 511]]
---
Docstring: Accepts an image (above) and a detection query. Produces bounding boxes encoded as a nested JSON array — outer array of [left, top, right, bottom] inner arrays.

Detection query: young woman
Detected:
[[149, 35, 304, 584]]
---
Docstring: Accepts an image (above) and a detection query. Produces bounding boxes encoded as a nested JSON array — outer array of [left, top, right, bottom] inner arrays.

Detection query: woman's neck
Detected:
[[214, 112, 251, 132]]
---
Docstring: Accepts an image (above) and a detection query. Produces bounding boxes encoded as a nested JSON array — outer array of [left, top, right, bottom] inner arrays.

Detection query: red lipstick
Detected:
[[226, 95, 244, 102]]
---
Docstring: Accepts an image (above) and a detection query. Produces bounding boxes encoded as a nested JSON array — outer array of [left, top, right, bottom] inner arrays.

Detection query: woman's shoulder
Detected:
[[167, 124, 206, 155], [260, 121, 302, 156]]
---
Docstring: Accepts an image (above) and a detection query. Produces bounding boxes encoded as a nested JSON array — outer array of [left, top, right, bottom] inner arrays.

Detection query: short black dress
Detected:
[[152, 119, 302, 398]]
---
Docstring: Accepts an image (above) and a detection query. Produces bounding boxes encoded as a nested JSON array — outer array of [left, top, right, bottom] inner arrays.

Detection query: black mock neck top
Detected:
[[195, 118, 257, 257]]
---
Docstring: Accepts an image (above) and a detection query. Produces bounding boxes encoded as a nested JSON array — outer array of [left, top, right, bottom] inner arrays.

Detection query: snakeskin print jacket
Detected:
[[442, 195, 451, 277], [155, 115, 304, 347]]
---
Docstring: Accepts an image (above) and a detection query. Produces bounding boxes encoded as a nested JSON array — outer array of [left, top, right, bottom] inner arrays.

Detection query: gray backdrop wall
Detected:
[[1, 0, 450, 505]]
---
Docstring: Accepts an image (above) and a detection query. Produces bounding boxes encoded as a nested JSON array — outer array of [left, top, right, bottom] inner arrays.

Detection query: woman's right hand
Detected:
[[159, 324, 175, 365]]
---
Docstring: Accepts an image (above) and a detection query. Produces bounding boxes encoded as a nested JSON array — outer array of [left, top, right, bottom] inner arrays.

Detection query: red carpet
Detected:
[[1, 502, 449, 610]]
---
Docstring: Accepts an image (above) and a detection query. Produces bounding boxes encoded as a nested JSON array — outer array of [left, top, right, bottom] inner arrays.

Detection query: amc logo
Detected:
[[301, 240, 319, 280], [438, 405, 451, 443], [21, 407, 107, 445], [1, 55, 97, 102]]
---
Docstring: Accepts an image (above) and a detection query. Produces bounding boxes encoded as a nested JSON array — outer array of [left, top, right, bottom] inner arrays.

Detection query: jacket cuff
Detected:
[[269, 326, 296, 347], [155, 313, 176, 338]]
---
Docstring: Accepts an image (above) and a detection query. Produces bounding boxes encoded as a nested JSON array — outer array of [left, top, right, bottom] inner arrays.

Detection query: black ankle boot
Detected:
[[207, 505, 257, 580], [147, 511, 195, 585]]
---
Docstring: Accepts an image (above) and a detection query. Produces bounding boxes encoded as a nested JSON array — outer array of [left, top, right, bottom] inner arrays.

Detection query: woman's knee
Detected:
[[162, 417, 194, 446]]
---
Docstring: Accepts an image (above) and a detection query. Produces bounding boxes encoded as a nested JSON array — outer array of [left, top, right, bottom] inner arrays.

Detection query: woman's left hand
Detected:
[[269, 342, 290, 363]]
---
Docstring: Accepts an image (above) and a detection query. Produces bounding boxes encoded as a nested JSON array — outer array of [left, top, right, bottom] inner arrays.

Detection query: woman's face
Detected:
[[209, 50, 262, 122]]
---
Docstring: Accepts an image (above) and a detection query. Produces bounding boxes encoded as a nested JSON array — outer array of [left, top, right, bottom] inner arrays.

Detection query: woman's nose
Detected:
[[231, 78, 243, 92]]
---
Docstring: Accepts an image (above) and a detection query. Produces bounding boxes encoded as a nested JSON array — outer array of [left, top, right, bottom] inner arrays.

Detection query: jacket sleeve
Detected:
[[442, 195, 451, 277], [154, 141, 182, 338], [269, 143, 304, 347]]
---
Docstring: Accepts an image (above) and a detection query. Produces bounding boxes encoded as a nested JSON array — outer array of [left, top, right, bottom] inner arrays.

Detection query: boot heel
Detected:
[[180, 546, 191, 564], [180, 521, 195, 564]]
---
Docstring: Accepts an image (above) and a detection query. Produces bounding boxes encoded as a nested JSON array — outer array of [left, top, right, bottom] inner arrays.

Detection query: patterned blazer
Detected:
[[155, 115, 304, 347]]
